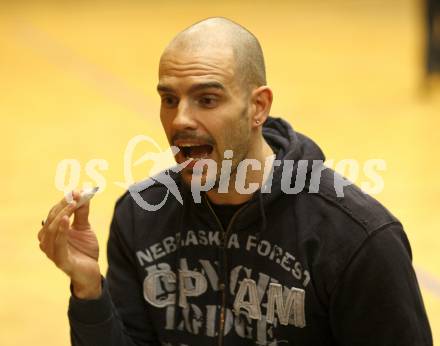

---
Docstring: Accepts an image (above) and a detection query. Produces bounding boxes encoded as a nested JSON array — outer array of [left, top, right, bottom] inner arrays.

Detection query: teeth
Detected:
[[183, 154, 209, 161], [184, 155, 208, 160], [178, 144, 213, 161]]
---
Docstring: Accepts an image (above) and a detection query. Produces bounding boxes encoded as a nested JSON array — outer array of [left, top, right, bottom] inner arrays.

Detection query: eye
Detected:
[[197, 95, 218, 108], [161, 95, 179, 108]]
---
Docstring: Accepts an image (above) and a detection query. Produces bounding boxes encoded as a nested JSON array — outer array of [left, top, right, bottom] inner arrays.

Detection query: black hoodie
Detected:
[[68, 117, 432, 346]]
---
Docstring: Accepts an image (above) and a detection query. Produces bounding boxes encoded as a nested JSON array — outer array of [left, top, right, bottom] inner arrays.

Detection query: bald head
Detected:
[[161, 17, 266, 90]]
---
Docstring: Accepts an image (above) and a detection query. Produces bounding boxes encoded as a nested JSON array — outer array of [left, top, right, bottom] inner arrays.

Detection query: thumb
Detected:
[[72, 201, 90, 229]]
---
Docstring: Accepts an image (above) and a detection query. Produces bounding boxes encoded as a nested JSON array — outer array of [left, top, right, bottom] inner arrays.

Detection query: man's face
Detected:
[[158, 46, 253, 187]]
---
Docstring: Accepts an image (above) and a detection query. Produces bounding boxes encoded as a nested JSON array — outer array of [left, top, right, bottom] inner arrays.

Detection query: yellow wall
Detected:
[[1, 1, 438, 344]]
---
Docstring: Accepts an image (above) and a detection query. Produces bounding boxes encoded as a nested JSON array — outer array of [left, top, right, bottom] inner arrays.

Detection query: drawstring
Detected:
[[254, 190, 267, 249], [173, 190, 186, 333], [257, 191, 267, 239]]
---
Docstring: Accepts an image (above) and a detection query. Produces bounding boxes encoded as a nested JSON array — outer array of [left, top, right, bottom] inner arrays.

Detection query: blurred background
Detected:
[[1, 0, 439, 344]]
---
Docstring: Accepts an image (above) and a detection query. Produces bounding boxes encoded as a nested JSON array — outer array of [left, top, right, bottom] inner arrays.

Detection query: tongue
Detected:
[[188, 145, 212, 158]]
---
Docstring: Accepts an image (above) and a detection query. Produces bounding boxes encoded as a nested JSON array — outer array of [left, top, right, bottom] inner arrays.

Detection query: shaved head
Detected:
[[158, 17, 274, 200], [161, 17, 266, 90]]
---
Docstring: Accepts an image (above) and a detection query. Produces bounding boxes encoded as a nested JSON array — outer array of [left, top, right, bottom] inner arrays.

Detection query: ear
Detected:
[[250, 86, 273, 128]]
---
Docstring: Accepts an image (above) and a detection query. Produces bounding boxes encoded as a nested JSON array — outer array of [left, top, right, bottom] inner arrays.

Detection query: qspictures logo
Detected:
[[54, 134, 387, 211]]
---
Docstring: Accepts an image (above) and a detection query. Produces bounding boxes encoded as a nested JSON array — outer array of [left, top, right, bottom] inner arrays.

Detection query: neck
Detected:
[[206, 136, 275, 205]]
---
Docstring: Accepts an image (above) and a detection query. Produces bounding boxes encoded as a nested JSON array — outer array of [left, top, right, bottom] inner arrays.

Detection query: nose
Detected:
[[172, 99, 198, 132]]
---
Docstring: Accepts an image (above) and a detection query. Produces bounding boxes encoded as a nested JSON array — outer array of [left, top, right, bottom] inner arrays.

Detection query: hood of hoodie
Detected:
[[262, 116, 325, 201], [264, 116, 325, 163]]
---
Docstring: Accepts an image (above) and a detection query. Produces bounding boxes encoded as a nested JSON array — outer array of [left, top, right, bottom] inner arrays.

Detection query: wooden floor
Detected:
[[0, 1, 439, 344]]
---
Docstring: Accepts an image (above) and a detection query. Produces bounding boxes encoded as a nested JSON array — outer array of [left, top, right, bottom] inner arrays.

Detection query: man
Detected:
[[38, 17, 432, 346]]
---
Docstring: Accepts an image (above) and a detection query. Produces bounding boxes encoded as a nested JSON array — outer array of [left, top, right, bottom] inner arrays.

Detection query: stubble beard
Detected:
[[179, 104, 252, 194]]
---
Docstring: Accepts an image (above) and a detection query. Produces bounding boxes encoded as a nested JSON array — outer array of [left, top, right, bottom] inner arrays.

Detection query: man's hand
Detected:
[[38, 190, 102, 299]]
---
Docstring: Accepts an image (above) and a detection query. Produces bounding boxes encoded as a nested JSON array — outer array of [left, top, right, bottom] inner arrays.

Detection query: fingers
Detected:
[[44, 190, 81, 226], [47, 200, 77, 236], [72, 199, 90, 230], [38, 189, 92, 268], [37, 228, 44, 242], [44, 197, 69, 226], [53, 215, 71, 272], [39, 200, 77, 261]]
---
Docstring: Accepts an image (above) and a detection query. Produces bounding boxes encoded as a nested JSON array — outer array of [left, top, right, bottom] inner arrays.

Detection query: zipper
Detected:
[[203, 194, 248, 346]]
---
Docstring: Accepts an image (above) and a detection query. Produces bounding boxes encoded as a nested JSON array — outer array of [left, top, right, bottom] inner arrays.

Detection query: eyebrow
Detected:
[[157, 81, 226, 94]]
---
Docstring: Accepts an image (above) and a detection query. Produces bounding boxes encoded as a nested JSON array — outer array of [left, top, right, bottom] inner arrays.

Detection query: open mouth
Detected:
[[178, 144, 214, 160]]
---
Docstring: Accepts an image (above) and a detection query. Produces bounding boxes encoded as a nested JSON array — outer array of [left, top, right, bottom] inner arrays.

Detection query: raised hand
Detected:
[[38, 190, 102, 299]]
